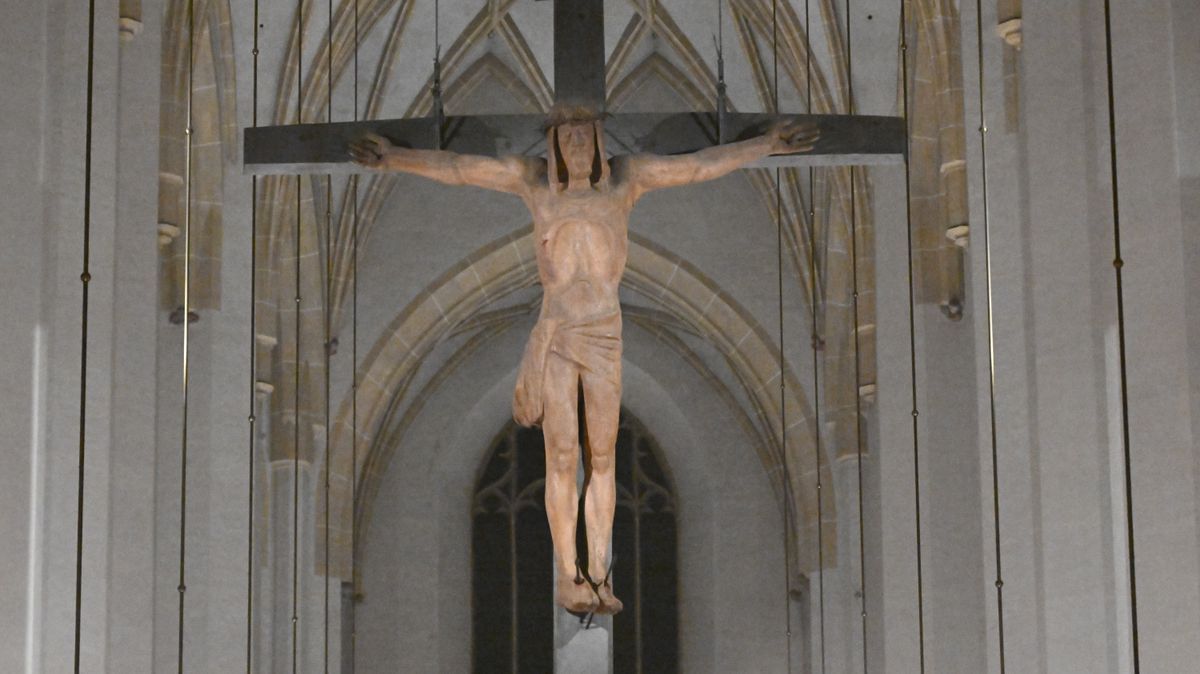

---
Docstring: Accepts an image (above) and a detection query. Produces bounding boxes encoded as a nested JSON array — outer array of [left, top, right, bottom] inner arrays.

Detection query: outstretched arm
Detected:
[[349, 133, 538, 196], [624, 120, 818, 197]]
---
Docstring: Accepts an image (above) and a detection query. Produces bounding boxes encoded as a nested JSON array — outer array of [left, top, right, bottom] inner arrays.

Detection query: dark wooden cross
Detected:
[[243, 0, 904, 174]]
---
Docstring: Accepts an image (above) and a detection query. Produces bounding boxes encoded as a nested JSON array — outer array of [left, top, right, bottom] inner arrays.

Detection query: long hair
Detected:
[[545, 105, 610, 191]]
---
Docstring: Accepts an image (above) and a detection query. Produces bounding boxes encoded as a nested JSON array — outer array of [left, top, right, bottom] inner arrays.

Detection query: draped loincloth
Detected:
[[512, 311, 622, 428]]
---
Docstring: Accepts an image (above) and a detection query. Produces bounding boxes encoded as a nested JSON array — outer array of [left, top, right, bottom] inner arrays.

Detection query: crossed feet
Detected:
[[555, 560, 624, 616]]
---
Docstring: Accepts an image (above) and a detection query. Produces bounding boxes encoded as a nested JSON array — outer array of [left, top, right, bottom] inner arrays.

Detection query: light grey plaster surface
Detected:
[[0, 0, 49, 669], [356, 317, 787, 672]]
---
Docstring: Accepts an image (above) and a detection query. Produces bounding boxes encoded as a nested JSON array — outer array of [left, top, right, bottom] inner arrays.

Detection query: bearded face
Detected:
[[557, 121, 596, 179], [547, 118, 609, 190]]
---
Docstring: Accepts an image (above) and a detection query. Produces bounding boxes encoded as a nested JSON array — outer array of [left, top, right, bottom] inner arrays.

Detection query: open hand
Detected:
[[348, 132, 394, 169], [770, 119, 820, 154]]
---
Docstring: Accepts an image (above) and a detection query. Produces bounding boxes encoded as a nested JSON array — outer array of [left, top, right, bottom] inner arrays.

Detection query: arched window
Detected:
[[472, 410, 678, 672]]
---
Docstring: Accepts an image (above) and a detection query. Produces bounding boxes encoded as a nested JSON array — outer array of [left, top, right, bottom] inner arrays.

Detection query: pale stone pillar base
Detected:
[[554, 608, 612, 674]]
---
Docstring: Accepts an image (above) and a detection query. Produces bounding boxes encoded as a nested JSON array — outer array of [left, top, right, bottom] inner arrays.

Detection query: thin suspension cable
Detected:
[[770, 2, 794, 671], [898, 1, 927, 670], [717, 0, 723, 55], [432, 0, 444, 146], [777, 180, 796, 671], [1100, 2, 1140, 670], [323, 0, 334, 669], [291, 198, 301, 674], [350, 0, 361, 664], [247, 0, 261, 669], [177, 0, 197, 670], [716, 0, 726, 144], [72, 0, 98, 669], [844, 0, 870, 669], [804, 0, 827, 668], [292, 0, 304, 670], [971, 0, 1007, 671]]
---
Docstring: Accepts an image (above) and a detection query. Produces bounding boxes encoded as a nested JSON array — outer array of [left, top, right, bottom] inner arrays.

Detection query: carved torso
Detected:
[[523, 164, 634, 322]]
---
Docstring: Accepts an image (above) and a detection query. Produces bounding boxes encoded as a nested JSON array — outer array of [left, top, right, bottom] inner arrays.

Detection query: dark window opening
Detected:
[[471, 410, 678, 673]]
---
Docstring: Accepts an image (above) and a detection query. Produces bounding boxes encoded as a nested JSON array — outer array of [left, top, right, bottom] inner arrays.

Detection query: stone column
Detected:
[[959, 1, 1043, 671], [268, 458, 317, 673], [554, 604, 612, 673], [0, 0, 50, 669], [105, 0, 163, 669], [960, 1, 1200, 672], [870, 159, 924, 674], [1106, 1, 1200, 669], [31, 0, 124, 669]]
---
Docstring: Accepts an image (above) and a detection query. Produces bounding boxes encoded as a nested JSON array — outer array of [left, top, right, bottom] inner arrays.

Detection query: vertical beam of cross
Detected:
[[553, 0, 606, 110]]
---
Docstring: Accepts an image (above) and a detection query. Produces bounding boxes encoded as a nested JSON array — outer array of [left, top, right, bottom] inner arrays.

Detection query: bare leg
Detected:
[[542, 355, 595, 612], [581, 368, 623, 615]]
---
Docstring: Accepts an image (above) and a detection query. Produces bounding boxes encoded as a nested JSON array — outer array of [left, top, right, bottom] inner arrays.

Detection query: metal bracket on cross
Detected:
[[242, 0, 905, 176]]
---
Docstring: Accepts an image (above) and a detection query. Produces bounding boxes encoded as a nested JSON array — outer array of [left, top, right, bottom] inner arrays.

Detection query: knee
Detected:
[[545, 440, 578, 476], [589, 447, 614, 475]]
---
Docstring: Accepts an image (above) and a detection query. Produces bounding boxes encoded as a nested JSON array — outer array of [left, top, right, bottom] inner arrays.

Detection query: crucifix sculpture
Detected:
[[245, 0, 904, 619], [351, 109, 819, 615]]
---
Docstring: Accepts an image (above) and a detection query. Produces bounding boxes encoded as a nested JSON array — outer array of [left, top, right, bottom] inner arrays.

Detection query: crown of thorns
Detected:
[[543, 105, 608, 130]]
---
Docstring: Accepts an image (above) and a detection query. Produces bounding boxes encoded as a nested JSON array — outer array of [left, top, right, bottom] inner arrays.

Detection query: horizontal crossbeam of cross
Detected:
[[243, 112, 905, 175]]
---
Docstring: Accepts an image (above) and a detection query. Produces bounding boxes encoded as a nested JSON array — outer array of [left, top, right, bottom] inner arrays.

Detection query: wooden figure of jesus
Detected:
[[350, 107, 818, 616]]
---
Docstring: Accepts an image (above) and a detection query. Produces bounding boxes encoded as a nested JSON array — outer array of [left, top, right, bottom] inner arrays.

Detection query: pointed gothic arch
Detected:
[[317, 227, 837, 587]]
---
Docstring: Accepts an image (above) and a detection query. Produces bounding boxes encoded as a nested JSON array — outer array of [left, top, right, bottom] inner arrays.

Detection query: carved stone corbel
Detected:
[[997, 18, 1022, 50]]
